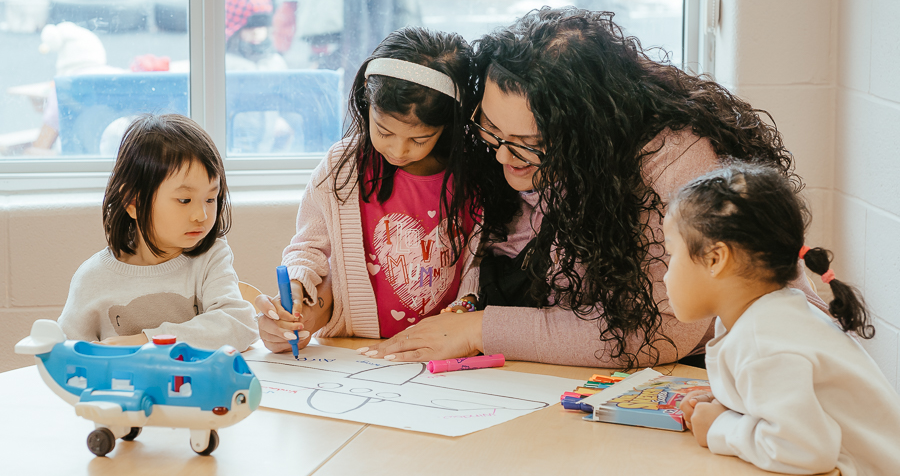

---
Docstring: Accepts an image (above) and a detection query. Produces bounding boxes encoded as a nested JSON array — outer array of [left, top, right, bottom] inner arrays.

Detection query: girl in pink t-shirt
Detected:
[[255, 27, 477, 353]]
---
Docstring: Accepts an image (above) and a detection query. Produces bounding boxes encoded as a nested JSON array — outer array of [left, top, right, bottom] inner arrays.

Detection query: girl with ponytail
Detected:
[[663, 164, 900, 475]]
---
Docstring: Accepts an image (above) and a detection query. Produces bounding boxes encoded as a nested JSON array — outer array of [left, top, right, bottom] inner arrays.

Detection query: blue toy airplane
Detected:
[[15, 320, 261, 457]]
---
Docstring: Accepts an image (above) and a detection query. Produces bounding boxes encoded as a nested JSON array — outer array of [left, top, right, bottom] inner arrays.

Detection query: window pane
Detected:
[[0, 1, 189, 159], [225, 0, 343, 157], [223, 0, 682, 158]]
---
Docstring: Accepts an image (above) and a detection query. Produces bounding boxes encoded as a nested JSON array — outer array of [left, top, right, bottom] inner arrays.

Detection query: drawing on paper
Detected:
[[242, 345, 582, 437], [248, 358, 547, 414]]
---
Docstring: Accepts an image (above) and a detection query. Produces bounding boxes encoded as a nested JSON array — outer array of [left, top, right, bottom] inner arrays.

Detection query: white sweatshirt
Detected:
[[705, 287, 900, 475], [58, 238, 258, 351]]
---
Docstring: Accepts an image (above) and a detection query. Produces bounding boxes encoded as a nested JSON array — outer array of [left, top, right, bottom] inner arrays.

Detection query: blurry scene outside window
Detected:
[[0, 0, 189, 159], [0, 0, 682, 162], [228, 0, 682, 158]]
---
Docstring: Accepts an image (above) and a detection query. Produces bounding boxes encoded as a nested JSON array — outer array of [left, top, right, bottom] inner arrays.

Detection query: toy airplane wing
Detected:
[[75, 389, 153, 426], [75, 400, 126, 421], [15, 320, 66, 355]]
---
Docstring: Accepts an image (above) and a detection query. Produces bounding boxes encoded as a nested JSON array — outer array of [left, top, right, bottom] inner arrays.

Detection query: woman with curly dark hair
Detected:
[[362, 7, 826, 369]]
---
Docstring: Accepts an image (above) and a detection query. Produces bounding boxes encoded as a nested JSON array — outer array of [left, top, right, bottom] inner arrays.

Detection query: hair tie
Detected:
[[365, 58, 460, 102], [798, 245, 811, 259], [821, 269, 836, 284]]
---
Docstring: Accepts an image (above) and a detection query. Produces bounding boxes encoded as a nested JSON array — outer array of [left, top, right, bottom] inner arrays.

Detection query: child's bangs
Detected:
[[161, 143, 222, 186]]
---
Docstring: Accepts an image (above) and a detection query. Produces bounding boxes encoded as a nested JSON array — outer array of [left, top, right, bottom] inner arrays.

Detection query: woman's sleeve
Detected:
[[282, 150, 336, 305], [143, 242, 258, 351], [481, 304, 711, 367], [706, 354, 842, 474], [481, 259, 830, 367]]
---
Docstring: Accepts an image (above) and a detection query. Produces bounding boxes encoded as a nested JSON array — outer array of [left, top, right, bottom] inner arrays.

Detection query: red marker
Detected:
[[427, 354, 505, 374]]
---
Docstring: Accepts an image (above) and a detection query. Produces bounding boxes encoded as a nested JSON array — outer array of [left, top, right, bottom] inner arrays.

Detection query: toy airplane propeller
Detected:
[[16, 320, 261, 457]]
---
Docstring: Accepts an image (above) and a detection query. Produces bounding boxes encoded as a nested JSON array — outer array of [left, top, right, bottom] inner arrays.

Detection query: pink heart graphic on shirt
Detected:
[[427, 210, 436, 218], [373, 213, 458, 316], [407, 317, 416, 323], [369, 254, 377, 260], [367, 263, 381, 275], [391, 310, 405, 321]]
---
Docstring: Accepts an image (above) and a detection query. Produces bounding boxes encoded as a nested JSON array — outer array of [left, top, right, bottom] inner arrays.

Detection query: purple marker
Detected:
[[426, 354, 506, 374]]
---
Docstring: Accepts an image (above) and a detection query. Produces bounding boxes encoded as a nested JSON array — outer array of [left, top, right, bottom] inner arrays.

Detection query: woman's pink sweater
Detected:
[[462, 128, 827, 367]]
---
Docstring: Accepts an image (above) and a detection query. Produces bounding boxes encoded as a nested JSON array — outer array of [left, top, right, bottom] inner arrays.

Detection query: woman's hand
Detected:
[[358, 311, 484, 362], [679, 389, 714, 430], [97, 333, 149, 346], [690, 399, 728, 447]]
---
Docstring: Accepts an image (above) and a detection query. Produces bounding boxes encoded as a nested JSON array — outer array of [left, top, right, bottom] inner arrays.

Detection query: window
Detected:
[[0, 0, 689, 192]]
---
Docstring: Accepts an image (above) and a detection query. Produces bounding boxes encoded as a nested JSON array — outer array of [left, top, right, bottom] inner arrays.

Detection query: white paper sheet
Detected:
[[242, 345, 583, 437]]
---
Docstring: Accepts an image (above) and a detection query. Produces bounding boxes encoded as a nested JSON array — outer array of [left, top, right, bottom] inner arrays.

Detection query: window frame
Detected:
[[0, 0, 700, 194]]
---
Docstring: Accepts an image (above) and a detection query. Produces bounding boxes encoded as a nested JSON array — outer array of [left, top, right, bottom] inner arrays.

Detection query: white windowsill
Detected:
[[0, 154, 323, 194]]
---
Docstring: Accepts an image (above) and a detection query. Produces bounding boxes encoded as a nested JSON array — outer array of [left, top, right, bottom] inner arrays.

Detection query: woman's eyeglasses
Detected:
[[469, 104, 544, 167]]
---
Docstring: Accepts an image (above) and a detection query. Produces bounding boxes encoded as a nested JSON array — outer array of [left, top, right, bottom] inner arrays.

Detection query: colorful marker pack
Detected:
[[580, 368, 711, 432]]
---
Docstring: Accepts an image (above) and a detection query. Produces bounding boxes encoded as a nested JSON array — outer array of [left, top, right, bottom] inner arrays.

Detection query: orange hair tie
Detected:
[[799, 245, 811, 259], [821, 269, 836, 284]]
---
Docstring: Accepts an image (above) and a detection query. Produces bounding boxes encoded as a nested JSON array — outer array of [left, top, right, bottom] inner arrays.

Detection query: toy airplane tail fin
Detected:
[[15, 319, 67, 355]]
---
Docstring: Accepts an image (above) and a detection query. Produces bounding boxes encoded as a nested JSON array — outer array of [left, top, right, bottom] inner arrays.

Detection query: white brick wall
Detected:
[[716, 0, 836, 252], [718, 0, 900, 391], [837, 0, 900, 391]]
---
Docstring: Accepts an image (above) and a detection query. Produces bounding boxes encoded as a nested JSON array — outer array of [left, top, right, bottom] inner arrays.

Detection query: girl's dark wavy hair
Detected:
[[454, 7, 800, 368], [331, 26, 472, 262], [104, 113, 231, 259], [673, 164, 873, 339]]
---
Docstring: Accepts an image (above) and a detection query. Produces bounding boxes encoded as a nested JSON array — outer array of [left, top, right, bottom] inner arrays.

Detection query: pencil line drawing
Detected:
[[242, 345, 581, 436], [246, 359, 548, 415]]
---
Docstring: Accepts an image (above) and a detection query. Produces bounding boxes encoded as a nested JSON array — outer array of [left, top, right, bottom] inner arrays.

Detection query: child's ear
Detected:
[[125, 200, 137, 220], [120, 185, 137, 220], [706, 242, 732, 278]]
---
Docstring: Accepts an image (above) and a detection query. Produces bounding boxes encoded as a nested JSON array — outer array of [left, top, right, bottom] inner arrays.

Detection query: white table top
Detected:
[[0, 337, 839, 476]]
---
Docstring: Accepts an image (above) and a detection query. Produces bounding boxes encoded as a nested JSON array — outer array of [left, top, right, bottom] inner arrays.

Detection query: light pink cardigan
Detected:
[[462, 128, 827, 367], [282, 140, 479, 338]]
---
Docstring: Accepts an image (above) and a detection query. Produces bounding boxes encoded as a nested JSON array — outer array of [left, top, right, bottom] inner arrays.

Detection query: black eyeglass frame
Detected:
[[469, 103, 544, 167]]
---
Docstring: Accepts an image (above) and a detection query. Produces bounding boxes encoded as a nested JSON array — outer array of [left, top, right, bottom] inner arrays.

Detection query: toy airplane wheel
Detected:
[[192, 429, 219, 456], [87, 428, 116, 457], [121, 427, 142, 441]]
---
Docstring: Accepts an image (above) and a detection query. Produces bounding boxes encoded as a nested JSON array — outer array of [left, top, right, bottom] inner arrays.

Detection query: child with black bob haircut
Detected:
[[664, 164, 900, 474], [58, 114, 258, 350]]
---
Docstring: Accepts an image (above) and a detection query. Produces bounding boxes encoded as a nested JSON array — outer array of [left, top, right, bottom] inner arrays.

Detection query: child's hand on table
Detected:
[[255, 280, 310, 353], [96, 334, 149, 346], [679, 389, 714, 429], [689, 398, 728, 447]]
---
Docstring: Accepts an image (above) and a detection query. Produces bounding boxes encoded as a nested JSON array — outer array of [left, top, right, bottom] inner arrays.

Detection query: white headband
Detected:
[[364, 58, 460, 102]]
